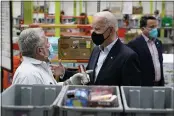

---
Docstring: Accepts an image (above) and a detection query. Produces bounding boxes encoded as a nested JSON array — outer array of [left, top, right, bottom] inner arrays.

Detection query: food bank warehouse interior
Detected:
[[0, 1, 174, 116]]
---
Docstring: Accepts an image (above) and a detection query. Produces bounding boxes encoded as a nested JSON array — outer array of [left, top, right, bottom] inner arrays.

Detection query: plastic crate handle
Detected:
[[81, 113, 96, 116], [44, 110, 49, 116]]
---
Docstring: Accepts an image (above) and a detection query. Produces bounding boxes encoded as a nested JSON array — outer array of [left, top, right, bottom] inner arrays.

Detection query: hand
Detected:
[[50, 59, 65, 77], [69, 70, 93, 85]]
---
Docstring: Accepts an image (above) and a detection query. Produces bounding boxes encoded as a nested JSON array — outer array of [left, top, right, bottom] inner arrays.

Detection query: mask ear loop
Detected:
[[102, 27, 110, 34], [104, 27, 112, 40], [116, 27, 122, 39]]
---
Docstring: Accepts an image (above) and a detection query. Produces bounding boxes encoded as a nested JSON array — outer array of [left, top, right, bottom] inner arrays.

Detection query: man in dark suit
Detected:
[[128, 16, 164, 86], [85, 11, 141, 86], [59, 11, 141, 86]]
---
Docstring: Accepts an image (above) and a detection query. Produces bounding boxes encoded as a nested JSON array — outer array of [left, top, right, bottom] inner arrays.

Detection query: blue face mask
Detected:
[[149, 28, 158, 40]]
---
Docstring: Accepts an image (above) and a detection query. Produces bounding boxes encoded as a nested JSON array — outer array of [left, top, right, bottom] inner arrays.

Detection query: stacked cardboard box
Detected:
[[133, 6, 143, 14], [58, 36, 93, 60], [125, 31, 139, 43]]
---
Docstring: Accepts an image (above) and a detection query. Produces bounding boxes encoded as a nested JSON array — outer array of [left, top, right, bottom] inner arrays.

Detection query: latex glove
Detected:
[[64, 70, 93, 85], [50, 59, 65, 78]]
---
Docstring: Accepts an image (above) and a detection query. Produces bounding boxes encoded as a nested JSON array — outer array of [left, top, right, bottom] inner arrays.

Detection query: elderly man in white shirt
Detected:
[[12, 28, 91, 85]]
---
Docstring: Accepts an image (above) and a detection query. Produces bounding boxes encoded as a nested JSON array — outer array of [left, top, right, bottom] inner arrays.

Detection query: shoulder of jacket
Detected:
[[15, 62, 41, 76]]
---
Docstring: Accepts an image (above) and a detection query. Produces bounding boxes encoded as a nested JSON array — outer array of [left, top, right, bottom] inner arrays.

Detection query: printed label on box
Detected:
[[73, 40, 79, 44], [86, 41, 91, 48]]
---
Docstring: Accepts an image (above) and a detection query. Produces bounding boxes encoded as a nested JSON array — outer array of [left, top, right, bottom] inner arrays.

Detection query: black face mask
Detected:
[[91, 28, 111, 45]]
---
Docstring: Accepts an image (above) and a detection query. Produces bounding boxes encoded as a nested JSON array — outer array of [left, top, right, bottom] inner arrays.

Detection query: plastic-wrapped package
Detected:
[[65, 98, 88, 107], [65, 87, 118, 107], [88, 95, 118, 107], [65, 89, 89, 107], [88, 87, 118, 107]]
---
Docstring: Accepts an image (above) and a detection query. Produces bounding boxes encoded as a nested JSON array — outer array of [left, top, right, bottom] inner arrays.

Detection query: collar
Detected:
[[99, 38, 118, 52], [23, 56, 46, 65], [142, 33, 149, 42], [142, 33, 154, 43]]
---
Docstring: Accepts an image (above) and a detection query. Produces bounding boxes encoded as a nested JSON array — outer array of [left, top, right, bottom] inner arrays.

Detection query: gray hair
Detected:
[[94, 11, 118, 31], [18, 28, 45, 58]]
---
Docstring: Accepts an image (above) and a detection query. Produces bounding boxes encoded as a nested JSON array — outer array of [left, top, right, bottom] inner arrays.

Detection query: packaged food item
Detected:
[[75, 89, 89, 100], [67, 90, 76, 98], [65, 99, 73, 106], [78, 64, 86, 73], [65, 89, 89, 107], [65, 87, 118, 107], [89, 87, 114, 99], [88, 95, 118, 107], [88, 87, 117, 107], [78, 65, 90, 85], [66, 98, 88, 107], [90, 94, 113, 101]]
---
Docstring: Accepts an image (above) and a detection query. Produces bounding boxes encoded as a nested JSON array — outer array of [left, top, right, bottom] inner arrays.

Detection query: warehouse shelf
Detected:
[[45, 32, 91, 37], [33, 11, 45, 14], [20, 24, 92, 29], [44, 14, 87, 19], [33, 13, 87, 19], [17, 24, 174, 30], [12, 42, 89, 64], [118, 27, 174, 30], [51, 59, 88, 63]]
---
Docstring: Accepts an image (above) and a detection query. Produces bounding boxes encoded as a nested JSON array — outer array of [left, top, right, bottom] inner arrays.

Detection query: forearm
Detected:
[[59, 69, 78, 82], [57, 81, 72, 86]]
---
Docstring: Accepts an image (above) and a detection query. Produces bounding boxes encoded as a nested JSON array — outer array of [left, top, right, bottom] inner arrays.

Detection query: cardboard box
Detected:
[[133, 6, 143, 14], [125, 32, 139, 43], [58, 36, 93, 60]]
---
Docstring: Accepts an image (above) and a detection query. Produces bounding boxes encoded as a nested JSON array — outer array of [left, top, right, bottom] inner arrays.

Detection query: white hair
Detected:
[[94, 11, 118, 31], [18, 28, 45, 58]]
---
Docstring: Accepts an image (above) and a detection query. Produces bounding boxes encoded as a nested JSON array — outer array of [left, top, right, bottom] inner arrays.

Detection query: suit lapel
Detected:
[[139, 36, 150, 54], [139, 36, 153, 63], [91, 47, 100, 69], [91, 47, 100, 83], [139, 35, 155, 78], [95, 39, 122, 83]]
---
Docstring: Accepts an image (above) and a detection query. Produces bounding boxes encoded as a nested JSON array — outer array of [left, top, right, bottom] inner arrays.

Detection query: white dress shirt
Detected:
[[94, 39, 118, 82], [142, 34, 161, 81], [12, 56, 63, 85]]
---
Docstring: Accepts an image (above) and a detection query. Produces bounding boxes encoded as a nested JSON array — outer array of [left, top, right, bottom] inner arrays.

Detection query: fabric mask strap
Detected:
[[103, 27, 112, 40]]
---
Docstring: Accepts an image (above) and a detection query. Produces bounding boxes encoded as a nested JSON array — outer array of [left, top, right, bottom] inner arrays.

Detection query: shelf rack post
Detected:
[[55, 1, 61, 37], [23, 1, 33, 24]]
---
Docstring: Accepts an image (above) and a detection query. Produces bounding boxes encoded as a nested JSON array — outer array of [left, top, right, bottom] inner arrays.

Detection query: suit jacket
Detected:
[[128, 35, 164, 86], [86, 39, 141, 86]]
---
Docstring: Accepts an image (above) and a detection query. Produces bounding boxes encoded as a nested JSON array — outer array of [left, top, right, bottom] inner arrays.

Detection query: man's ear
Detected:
[[36, 47, 44, 56], [110, 27, 114, 33], [141, 27, 145, 31]]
